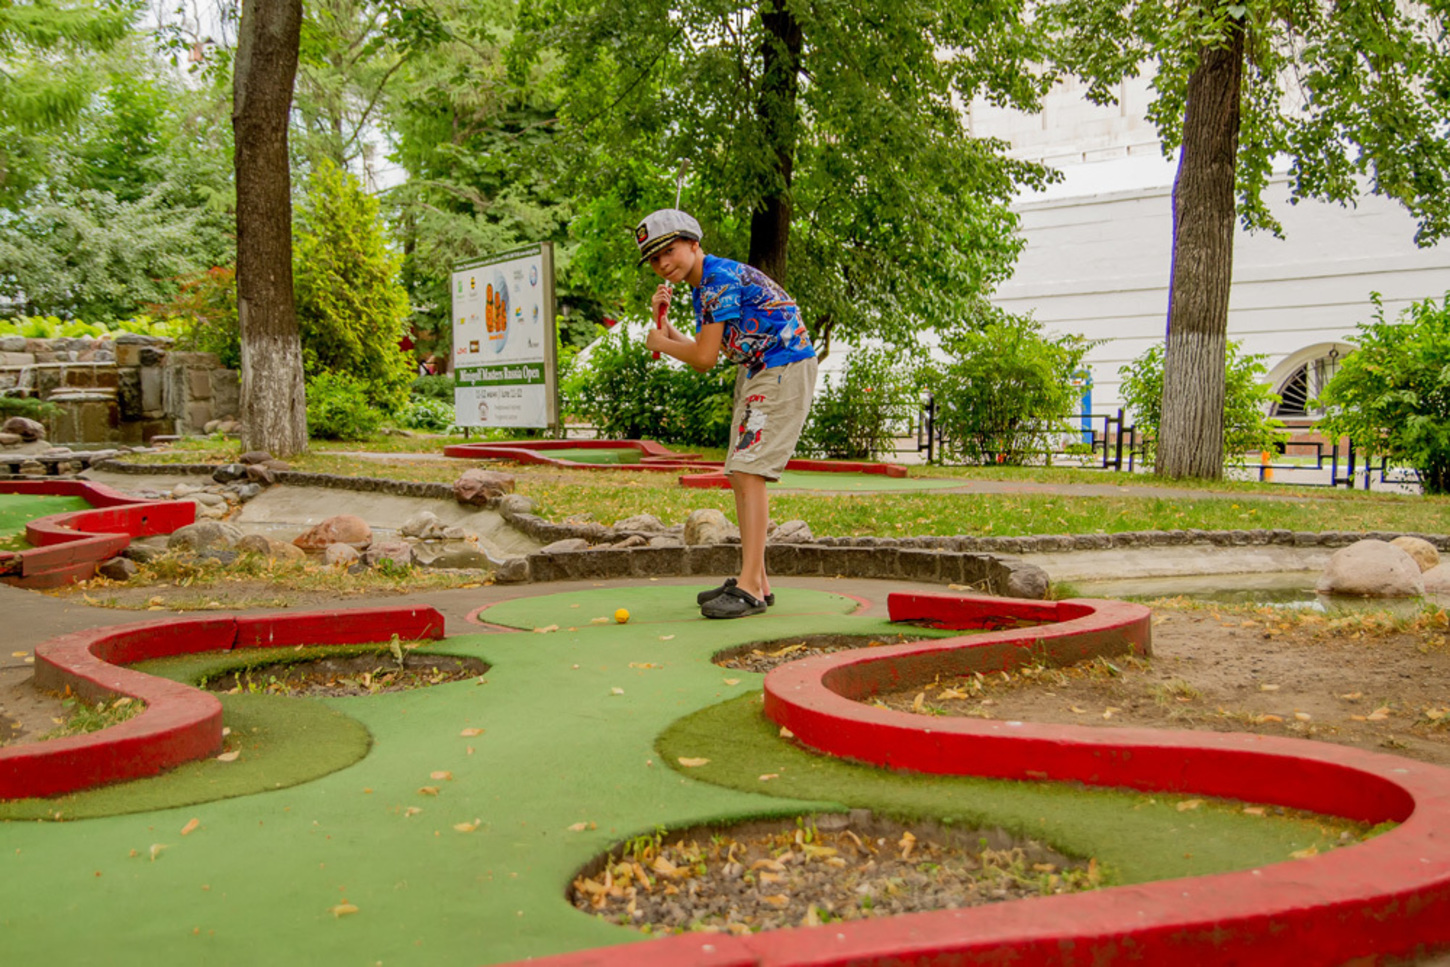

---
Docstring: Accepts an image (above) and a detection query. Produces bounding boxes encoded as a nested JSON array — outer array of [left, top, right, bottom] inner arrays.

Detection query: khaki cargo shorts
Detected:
[[723, 357, 818, 481]]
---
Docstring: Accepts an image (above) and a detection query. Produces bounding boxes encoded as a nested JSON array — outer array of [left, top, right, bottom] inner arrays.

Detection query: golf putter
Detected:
[[653, 159, 692, 360]]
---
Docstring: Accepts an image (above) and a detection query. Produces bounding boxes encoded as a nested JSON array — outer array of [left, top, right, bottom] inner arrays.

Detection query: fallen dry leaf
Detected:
[[1069, 706, 1088, 714], [1242, 806, 1266, 816], [1102, 707, 1121, 719], [610, 687, 625, 696], [453, 820, 481, 833], [677, 757, 710, 768], [1259, 684, 1281, 692], [1294, 712, 1312, 722], [330, 901, 359, 917], [1176, 799, 1204, 812], [417, 786, 440, 796], [1290, 846, 1319, 860], [659, 635, 676, 641], [567, 821, 597, 832], [459, 728, 484, 737], [149, 843, 167, 862], [180, 818, 200, 837], [723, 678, 740, 686], [1257, 714, 1284, 724], [215, 750, 240, 763], [430, 771, 454, 781], [590, 617, 610, 625], [533, 624, 560, 634], [10, 651, 27, 658], [1340, 692, 1363, 701], [1368, 707, 1392, 721], [758, 774, 780, 782], [911, 692, 926, 713], [403, 807, 422, 817], [778, 727, 794, 739]]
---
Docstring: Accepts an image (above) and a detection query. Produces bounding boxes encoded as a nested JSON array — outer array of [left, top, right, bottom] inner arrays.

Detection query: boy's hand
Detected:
[[644, 326, 670, 354], [650, 284, 673, 316]]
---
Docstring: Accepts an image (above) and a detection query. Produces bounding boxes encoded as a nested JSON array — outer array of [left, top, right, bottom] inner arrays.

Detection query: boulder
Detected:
[[363, 541, 413, 569], [541, 538, 590, 553], [245, 464, 276, 486], [1423, 564, 1450, 594], [614, 513, 666, 533], [120, 542, 165, 564], [212, 463, 249, 484], [191, 491, 226, 507], [167, 521, 243, 553], [0, 335, 26, 353], [236, 534, 306, 562], [496, 494, 536, 517], [647, 535, 685, 547], [323, 543, 361, 567], [239, 450, 273, 465], [1005, 564, 1052, 600], [231, 483, 263, 501], [0, 432, 21, 447], [97, 557, 138, 581], [1317, 539, 1426, 597], [1, 417, 45, 442], [1390, 536, 1440, 572], [194, 501, 229, 520], [412, 542, 491, 570], [453, 469, 516, 505], [684, 508, 739, 545], [293, 515, 372, 551], [612, 535, 649, 549], [400, 511, 449, 540], [767, 519, 814, 544], [263, 459, 292, 472]]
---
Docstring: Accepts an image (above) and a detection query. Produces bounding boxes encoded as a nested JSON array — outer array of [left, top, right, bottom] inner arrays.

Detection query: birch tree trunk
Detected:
[[747, 1, 803, 283], [1156, 21, 1244, 479], [233, 0, 308, 458]]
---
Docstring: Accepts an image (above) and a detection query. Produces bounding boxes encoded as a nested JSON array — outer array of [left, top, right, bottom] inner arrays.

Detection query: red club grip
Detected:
[[652, 301, 666, 360]]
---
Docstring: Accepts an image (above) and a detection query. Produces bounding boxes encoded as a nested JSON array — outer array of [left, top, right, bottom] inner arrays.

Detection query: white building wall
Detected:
[[975, 77, 1450, 419]]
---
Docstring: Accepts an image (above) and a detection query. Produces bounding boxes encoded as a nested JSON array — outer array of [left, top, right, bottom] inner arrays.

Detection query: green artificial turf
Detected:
[[0, 493, 91, 550], [0, 586, 1368, 966]]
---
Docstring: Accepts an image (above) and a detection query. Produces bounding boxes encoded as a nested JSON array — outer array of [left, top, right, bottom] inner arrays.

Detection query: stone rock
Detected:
[[196, 548, 239, 566], [293, 515, 372, 551], [413, 543, 491, 570], [442, 526, 467, 540], [120, 542, 165, 564], [191, 491, 226, 507], [194, 501, 229, 520], [216, 420, 242, 435], [492, 556, 530, 583], [167, 521, 243, 553], [239, 450, 273, 465], [231, 483, 263, 501], [323, 543, 361, 567], [0, 336, 26, 353], [453, 469, 516, 505], [767, 519, 814, 544], [363, 541, 413, 569], [236, 534, 306, 562], [614, 513, 666, 533], [97, 557, 138, 581], [172, 482, 203, 497], [1317, 539, 1426, 597], [612, 535, 649, 549], [1, 417, 45, 442], [245, 464, 276, 486], [263, 459, 292, 472], [212, 463, 249, 484], [400, 511, 449, 540], [1423, 563, 1450, 594], [0, 432, 20, 447], [684, 508, 739, 545], [541, 538, 590, 553], [496, 494, 536, 517], [1390, 536, 1440, 573], [1005, 564, 1051, 600], [648, 535, 685, 547], [204, 419, 221, 434]]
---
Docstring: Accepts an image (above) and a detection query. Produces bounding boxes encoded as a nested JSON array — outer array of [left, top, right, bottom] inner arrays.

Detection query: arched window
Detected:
[[1271, 349, 1341, 418]]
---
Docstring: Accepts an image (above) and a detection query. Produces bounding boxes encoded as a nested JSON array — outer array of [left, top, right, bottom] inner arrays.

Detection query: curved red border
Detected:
[[0, 480, 195, 588], [2, 606, 445, 799], [520, 591, 1450, 966]]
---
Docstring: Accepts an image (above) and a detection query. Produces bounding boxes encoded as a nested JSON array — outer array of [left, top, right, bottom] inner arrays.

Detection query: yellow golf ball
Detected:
[[614, 608, 630, 624]]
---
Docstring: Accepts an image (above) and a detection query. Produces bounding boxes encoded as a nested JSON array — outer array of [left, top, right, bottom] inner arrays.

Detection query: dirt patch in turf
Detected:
[[571, 811, 1097, 934], [714, 634, 929, 674], [199, 654, 490, 697], [869, 604, 1450, 769]]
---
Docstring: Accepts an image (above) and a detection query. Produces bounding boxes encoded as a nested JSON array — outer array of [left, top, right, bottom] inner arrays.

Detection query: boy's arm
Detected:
[[646, 320, 724, 373]]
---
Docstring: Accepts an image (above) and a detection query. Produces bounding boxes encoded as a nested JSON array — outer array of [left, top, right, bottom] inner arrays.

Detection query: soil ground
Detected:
[[869, 605, 1450, 769]]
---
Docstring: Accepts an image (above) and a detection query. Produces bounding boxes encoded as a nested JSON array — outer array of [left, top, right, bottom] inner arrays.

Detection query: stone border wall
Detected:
[[91, 459, 1450, 597]]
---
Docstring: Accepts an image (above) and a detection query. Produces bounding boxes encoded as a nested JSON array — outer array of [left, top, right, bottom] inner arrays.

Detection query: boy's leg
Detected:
[[730, 470, 769, 600]]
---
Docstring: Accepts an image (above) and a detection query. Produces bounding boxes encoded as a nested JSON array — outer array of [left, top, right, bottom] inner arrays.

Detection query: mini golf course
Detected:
[[441, 439, 965, 492], [4, 584, 1450, 965]]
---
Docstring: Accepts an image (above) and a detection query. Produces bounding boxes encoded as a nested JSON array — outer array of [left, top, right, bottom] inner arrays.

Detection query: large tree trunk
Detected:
[[747, 1, 802, 283], [233, 0, 308, 458], [1156, 20, 1244, 479]]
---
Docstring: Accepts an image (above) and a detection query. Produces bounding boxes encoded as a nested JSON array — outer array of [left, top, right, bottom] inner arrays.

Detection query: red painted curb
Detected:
[[2, 606, 446, 800], [516, 591, 1450, 967], [0, 480, 195, 588]]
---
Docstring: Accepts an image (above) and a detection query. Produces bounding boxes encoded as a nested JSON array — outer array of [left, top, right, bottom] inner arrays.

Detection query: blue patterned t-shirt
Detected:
[[691, 255, 815, 379]]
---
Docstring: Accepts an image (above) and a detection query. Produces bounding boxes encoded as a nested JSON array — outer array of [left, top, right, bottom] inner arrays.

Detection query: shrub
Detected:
[[397, 397, 457, 432], [923, 317, 1091, 465], [1119, 341, 1287, 467], [410, 373, 455, 402], [153, 267, 240, 369], [1316, 292, 1450, 494], [0, 315, 179, 339], [294, 159, 415, 413], [797, 348, 916, 460], [306, 371, 383, 440], [562, 324, 734, 447]]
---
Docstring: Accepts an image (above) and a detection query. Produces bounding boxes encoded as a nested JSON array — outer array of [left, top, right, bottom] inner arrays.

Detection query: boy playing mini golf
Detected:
[[636, 208, 818, 619]]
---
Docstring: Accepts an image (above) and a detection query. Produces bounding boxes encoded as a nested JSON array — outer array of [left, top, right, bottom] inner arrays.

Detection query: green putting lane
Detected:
[[531, 447, 645, 465], [0, 586, 1361, 967], [0, 492, 91, 550], [772, 470, 964, 492]]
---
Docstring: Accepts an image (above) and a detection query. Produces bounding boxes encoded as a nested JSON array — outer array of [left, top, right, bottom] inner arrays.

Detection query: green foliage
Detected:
[[0, 315, 179, 338], [410, 373, 456, 402], [293, 159, 415, 412], [153, 267, 241, 370], [514, 0, 1057, 351], [562, 325, 734, 446], [924, 315, 1092, 466], [396, 397, 457, 432], [0, 395, 61, 422], [797, 348, 916, 460], [1119, 341, 1287, 467], [305, 371, 384, 440], [1316, 293, 1450, 495]]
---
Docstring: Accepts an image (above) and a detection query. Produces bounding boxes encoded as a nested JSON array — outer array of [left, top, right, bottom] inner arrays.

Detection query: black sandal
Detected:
[[700, 585, 769, 619], [697, 578, 774, 607]]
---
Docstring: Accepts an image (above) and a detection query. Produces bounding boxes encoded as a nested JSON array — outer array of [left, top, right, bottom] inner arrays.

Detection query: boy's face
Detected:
[[646, 238, 701, 283]]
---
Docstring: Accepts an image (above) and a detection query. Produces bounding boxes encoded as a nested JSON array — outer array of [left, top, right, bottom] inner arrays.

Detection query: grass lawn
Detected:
[[123, 438, 1450, 539]]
